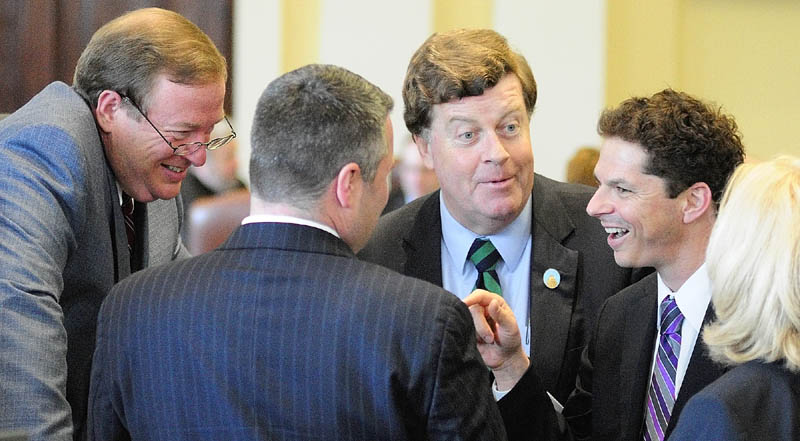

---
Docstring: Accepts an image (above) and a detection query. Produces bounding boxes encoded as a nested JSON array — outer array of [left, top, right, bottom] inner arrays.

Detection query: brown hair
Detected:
[[73, 7, 227, 113], [566, 147, 600, 187], [403, 29, 537, 136], [598, 89, 744, 206]]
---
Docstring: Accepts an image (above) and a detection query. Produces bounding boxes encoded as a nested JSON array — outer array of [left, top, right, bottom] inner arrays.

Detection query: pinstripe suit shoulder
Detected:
[[0, 82, 186, 441], [88, 222, 506, 440]]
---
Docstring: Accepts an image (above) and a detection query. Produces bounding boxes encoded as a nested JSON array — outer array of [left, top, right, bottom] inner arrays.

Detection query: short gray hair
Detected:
[[249, 64, 393, 210], [703, 156, 800, 371]]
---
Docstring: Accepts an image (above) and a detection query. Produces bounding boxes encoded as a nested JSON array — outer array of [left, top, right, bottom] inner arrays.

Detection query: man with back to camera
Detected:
[[86, 64, 507, 441], [466, 88, 745, 440], [358, 28, 649, 414], [0, 8, 229, 440]]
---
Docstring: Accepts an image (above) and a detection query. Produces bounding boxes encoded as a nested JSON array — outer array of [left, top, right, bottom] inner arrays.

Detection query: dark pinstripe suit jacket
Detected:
[[87, 222, 506, 441]]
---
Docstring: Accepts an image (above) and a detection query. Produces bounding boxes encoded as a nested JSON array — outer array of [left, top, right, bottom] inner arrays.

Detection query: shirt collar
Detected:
[[440, 194, 532, 272], [242, 214, 340, 238], [657, 263, 711, 332]]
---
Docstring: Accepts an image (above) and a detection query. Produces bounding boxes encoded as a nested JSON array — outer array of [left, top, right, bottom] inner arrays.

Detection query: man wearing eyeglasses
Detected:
[[0, 8, 228, 441]]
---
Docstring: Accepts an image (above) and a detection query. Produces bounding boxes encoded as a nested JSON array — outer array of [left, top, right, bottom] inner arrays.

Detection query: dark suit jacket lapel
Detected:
[[618, 277, 659, 439], [665, 306, 725, 438], [528, 176, 580, 393], [107, 167, 131, 281], [400, 192, 443, 286], [131, 201, 147, 271]]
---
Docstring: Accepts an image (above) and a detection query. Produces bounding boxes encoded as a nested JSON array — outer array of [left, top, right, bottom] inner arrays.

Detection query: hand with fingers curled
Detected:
[[464, 289, 531, 391]]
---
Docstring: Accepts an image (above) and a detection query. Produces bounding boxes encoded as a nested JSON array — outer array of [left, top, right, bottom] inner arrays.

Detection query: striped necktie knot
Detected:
[[467, 238, 502, 295]]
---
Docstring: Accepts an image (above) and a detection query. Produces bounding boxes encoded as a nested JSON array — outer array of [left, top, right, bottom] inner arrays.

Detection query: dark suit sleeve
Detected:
[[86, 291, 130, 441], [499, 296, 601, 441], [561, 344, 593, 441], [426, 301, 508, 440], [496, 366, 561, 441], [667, 394, 739, 441]]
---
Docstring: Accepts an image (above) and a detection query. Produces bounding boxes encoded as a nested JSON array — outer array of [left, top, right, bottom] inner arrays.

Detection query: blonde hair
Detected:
[[703, 155, 800, 371]]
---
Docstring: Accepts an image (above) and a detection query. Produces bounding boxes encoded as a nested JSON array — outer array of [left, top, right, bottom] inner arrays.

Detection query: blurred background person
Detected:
[[397, 134, 440, 203], [669, 156, 800, 440], [180, 117, 247, 243], [566, 146, 600, 187], [383, 135, 440, 214]]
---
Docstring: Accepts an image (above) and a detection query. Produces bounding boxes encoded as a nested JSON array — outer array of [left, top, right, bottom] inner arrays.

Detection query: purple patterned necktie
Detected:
[[643, 295, 684, 441]]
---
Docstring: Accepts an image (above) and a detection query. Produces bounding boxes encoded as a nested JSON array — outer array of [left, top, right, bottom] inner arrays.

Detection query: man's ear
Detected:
[[94, 90, 124, 132], [682, 182, 713, 224], [334, 162, 362, 209], [414, 133, 434, 169]]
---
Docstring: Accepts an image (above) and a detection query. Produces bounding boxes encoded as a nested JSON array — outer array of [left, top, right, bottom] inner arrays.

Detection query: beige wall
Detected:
[[607, 0, 800, 160], [234, 1, 796, 184]]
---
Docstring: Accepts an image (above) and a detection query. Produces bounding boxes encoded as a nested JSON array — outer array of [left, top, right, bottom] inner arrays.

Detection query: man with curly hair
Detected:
[[467, 89, 746, 440]]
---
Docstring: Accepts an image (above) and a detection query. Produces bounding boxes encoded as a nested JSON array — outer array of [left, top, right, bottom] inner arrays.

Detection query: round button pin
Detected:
[[543, 268, 561, 289]]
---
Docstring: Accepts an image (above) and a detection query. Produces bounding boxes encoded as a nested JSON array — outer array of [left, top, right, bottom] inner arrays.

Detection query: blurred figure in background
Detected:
[[566, 146, 600, 187], [670, 156, 800, 440], [180, 117, 247, 243], [397, 134, 440, 203], [383, 135, 440, 214]]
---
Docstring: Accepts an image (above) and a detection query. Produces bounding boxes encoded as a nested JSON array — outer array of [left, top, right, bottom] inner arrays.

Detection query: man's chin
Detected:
[[152, 187, 181, 202]]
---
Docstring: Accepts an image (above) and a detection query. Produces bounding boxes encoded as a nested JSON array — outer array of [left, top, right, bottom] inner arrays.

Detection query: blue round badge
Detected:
[[543, 268, 561, 289]]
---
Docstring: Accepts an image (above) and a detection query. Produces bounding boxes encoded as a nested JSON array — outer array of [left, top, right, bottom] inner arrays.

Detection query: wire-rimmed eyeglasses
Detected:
[[120, 94, 236, 156]]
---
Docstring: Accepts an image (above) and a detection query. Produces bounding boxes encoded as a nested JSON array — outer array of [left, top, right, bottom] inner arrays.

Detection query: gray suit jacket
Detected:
[[359, 174, 649, 404], [0, 82, 188, 441], [88, 222, 506, 440]]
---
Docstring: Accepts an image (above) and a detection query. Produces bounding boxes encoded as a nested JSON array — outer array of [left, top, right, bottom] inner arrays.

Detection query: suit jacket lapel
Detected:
[[528, 177, 579, 392], [400, 192, 443, 286], [665, 306, 726, 438], [618, 277, 658, 439], [107, 169, 131, 281]]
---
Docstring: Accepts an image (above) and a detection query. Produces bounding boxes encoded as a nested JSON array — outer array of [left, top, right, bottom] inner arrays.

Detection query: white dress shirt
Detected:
[[242, 214, 340, 238], [650, 263, 712, 397]]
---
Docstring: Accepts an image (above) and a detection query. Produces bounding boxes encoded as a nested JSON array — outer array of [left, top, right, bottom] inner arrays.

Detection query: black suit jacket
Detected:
[[359, 174, 648, 404], [559, 273, 727, 440], [87, 222, 506, 441], [669, 360, 800, 440]]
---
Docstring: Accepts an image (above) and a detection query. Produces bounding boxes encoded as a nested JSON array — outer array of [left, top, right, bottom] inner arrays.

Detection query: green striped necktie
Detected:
[[468, 238, 502, 295]]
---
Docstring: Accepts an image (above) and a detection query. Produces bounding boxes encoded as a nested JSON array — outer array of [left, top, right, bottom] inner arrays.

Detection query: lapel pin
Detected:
[[543, 268, 560, 289]]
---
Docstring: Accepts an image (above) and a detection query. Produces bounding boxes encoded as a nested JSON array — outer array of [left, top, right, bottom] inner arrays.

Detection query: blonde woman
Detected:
[[670, 156, 800, 440]]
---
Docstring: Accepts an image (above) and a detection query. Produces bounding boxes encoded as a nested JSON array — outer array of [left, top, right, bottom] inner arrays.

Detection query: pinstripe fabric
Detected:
[[87, 222, 506, 440], [0, 82, 187, 441]]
